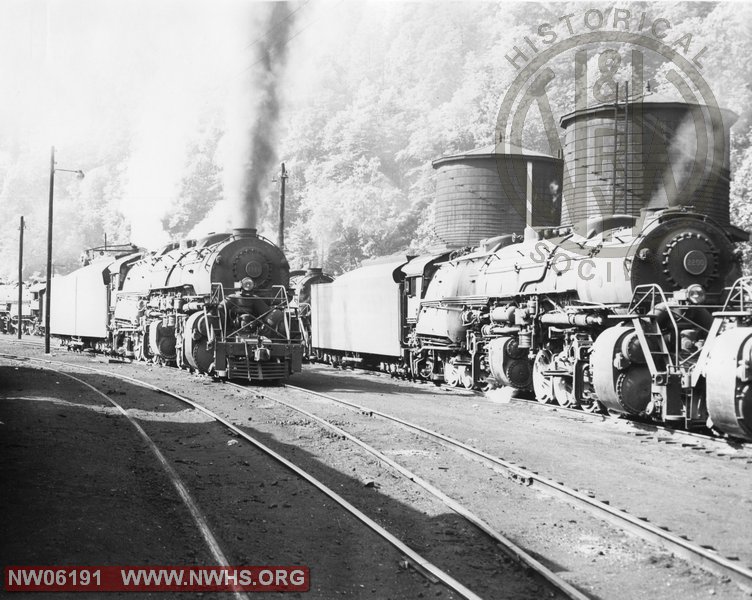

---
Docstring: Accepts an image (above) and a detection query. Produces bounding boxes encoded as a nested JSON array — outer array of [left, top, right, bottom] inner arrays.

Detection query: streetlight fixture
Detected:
[[45, 145, 84, 354]]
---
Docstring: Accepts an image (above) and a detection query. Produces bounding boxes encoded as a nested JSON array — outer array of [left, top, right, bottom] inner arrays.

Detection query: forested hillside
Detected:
[[1, 1, 751, 279]]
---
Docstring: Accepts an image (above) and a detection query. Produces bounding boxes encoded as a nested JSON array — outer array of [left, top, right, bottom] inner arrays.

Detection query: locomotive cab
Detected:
[[401, 253, 449, 323]]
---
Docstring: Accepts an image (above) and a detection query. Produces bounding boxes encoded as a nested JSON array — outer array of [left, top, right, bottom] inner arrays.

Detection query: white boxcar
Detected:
[[49, 261, 111, 339], [310, 257, 408, 358]]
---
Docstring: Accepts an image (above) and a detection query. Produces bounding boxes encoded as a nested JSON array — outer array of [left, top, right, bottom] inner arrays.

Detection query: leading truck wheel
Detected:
[[135, 333, 152, 362], [460, 367, 474, 389], [706, 327, 752, 440], [444, 361, 459, 387], [184, 312, 214, 374], [148, 321, 177, 361]]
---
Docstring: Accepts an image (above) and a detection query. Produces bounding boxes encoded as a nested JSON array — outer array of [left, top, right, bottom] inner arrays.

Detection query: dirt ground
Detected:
[[0, 363, 213, 599], [293, 363, 752, 570], [2, 338, 751, 599], [0, 359, 446, 599]]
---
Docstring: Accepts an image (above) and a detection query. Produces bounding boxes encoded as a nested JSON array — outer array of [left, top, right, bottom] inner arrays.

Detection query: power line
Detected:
[[240, 0, 312, 53], [234, 0, 346, 80]]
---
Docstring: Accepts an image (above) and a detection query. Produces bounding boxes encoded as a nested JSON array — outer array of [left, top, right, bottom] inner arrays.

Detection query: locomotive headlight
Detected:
[[241, 277, 255, 293], [686, 284, 706, 304]]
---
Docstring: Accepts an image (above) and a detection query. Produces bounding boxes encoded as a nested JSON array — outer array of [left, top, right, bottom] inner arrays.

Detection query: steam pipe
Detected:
[[539, 313, 603, 326], [611, 82, 619, 216], [624, 81, 629, 214]]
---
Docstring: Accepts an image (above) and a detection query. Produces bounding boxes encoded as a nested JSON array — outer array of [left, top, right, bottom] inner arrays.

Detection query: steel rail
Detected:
[[231, 383, 590, 600], [30, 366, 249, 600], [5, 342, 750, 589], [11, 337, 747, 454], [2, 354, 485, 600], [283, 384, 752, 594], [509, 395, 752, 455], [324, 359, 751, 454]]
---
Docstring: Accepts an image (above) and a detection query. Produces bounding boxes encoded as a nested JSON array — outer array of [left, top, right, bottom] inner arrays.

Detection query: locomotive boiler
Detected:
[[50, 228, 302, 382], [412, 208, 742, 418]]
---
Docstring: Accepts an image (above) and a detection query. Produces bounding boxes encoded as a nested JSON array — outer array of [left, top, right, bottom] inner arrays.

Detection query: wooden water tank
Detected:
[[559, 95, 737, 226], [432, 144, 563, 247]]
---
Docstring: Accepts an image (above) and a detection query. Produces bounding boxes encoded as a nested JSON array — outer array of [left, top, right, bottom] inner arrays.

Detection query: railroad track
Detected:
[[509, 394, 752, 459], [1, 352, 563, 600], [49, 368, 250, 600], [5, 339, 751, 596], [9, 336, 750, 457], [317, 360, 752, 460], [0, 357, 249, 600], [268, 382, 752, 595], [227, 382, 590, 600]]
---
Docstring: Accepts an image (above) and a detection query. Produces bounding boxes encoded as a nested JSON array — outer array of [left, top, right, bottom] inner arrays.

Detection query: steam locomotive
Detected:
[[49, 228, 303, 382], [0, 281, 38, 335], [307, 95, 752, 441]]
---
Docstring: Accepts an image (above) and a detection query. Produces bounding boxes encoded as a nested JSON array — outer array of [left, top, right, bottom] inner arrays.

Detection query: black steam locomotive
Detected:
[[306, 95, 752, 441], [49, 228, 302, 382]]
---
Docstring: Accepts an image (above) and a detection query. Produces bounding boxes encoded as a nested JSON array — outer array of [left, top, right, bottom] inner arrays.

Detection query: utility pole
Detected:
[[17, 215, 24, 339], [278, 162, 288, 250], [44, 146, 84, 354], [45, 146, 55, 353]]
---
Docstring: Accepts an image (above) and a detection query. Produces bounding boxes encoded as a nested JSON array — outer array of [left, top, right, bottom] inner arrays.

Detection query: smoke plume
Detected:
[[647, 108, 713, 210], [222, 3, 296, 230]]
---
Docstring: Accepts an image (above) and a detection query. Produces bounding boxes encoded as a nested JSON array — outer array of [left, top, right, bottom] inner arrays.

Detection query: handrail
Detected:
[[629, 285, 680, 367], [721, 276, 752, 313], [222, 285, 294, 342]]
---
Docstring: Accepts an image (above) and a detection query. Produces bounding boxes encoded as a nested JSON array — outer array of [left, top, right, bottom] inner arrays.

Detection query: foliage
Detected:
[[1, 2, 751, 279]]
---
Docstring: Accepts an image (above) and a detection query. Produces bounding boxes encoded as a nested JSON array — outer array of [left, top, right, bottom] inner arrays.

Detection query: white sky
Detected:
[[0, 0, 352, 248], [0, 0, 253, 148]]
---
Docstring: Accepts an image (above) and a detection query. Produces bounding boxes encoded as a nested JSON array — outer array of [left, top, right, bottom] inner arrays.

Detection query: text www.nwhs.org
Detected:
[[4, 566, 310, 592]]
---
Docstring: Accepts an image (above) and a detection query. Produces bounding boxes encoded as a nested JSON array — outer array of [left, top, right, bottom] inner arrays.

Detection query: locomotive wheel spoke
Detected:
[[581, 399, 607, 414], [532, 349, 555, 404], [553, 376, 578, 408], [444, 361, 459, 387]]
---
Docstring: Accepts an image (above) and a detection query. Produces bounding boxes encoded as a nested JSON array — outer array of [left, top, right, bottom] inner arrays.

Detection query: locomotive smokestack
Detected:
[[233, 228, 258, 238]]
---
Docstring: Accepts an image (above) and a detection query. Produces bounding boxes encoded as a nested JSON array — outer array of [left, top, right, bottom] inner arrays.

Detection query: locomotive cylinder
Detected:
[[490, 305, 515, 323]]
